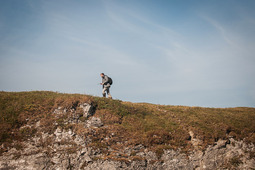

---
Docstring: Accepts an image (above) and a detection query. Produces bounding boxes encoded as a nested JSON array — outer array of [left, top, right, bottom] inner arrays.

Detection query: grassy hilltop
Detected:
[[1, 91, 255, 158]]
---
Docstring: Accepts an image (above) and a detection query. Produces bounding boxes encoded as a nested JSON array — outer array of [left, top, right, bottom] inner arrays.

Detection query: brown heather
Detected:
[[0, 91, 255, 156]]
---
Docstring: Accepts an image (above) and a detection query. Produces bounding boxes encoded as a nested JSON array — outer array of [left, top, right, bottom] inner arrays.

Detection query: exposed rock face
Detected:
[[80, 103, 94, 118], [1, 138, 254, 169], [0, 103, 254, 170], [161, 139, 255, 170], [86, 117, 104, 128]]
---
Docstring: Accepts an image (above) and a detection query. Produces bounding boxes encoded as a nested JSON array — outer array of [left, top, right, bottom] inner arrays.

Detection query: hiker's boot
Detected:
[[103, 94, 106, 98], [108, 94, 112, 99]]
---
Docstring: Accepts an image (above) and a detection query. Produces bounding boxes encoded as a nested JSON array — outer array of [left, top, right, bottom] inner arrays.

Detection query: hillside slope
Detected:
[[0, 91, 254, 169]]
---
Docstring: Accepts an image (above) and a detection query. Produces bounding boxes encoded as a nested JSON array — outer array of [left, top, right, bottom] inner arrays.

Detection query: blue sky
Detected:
[[0, 0, 255, 107]]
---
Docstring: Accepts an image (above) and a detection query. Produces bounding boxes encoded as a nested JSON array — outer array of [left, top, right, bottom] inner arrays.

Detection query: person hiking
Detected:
[[100, 73, 112, 99]]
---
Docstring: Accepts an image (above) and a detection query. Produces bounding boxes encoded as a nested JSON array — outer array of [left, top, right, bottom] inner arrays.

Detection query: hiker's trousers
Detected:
[[102, 85, 111, 97]]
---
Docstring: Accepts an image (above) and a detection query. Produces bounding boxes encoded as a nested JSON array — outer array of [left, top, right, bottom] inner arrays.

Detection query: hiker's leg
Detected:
[[106, 87, 112, 99], [102, 88, 107, 97]]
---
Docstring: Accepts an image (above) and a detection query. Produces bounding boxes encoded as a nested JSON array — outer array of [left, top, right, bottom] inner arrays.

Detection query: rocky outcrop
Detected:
[[86, 117, 104, 128], [80, 103, 94, 118], [161, 139, 255, 169], [1, 137, 254, 169], [0, 103, 254, 170]]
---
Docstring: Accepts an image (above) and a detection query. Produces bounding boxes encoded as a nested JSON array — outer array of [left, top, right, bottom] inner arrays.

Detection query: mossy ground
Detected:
[[0, 91, 254, 157]]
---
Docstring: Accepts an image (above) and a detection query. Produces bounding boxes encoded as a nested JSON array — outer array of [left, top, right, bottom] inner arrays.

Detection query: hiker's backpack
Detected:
[[108, 77, 113, 85]]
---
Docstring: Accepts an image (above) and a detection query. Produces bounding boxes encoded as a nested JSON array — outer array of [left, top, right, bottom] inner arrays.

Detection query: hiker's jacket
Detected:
[[102, 75, 110, 88]]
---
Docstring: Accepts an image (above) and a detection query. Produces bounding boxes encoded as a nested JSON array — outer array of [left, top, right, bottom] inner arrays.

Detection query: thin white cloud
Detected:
[[103, 1, 191, 73], [105, 9, 139, 33], [104, 1, 181, 41], [201, 15, 238, 48]]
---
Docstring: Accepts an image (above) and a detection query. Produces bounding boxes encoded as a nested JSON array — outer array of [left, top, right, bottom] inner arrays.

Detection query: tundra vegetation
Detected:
[[0, 91, 254, 167]]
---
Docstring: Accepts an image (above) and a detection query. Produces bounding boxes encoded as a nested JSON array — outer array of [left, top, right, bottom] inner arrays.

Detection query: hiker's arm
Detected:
[[102, 76, 109, 85]]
